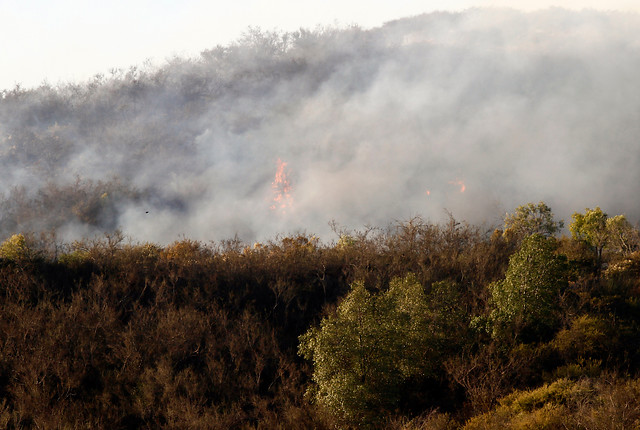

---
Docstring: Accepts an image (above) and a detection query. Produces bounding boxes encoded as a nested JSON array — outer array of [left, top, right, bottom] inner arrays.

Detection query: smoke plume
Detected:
[[1, 8, 639, 244]]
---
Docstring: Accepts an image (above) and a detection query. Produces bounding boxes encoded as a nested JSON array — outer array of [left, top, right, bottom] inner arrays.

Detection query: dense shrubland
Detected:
[[0, 203, 638, 428]]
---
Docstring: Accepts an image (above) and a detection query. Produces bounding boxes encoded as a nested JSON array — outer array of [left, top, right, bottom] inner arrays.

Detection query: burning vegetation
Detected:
[[270, 158, 293, 213]]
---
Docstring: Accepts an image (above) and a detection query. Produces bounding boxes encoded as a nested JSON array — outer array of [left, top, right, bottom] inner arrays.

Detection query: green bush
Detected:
[[0, 234, 31, 261], [489, 234, 567, 342], [552, 315, 611, 361], [299, 274, 443, 426]]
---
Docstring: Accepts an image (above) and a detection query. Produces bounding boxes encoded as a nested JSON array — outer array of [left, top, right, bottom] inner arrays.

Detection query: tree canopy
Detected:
[[570, 207, 639, 261], [489, 234, 567, 341], [503, 201, 563, 242], [298, 274, 461, 426]]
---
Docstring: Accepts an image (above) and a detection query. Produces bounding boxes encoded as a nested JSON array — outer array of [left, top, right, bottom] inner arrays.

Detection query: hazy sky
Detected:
[[2, 0, 639, 91]]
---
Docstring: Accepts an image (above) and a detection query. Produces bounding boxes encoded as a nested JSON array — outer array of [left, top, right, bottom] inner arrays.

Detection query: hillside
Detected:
[[2, 9, 640, 243], [0, 204, 639, 427], [1, 8, 640, 428]]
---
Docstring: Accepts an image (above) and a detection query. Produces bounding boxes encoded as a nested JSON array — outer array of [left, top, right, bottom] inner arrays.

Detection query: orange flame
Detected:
[[271, 158, 293, 212], [426, 189, 431, 196], [449, 180, 466, 193]]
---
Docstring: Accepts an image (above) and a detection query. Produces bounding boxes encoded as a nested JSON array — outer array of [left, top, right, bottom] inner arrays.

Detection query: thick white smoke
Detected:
[[1, 8, 639, 244]]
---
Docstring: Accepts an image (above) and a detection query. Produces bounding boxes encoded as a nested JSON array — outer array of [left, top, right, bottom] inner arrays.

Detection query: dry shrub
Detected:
[[445, 344, 537, 415], [388, 410, 458, 430], [573, 377, 640, 429], [462, 376, 640, 430], [552, 314, 612, 362]]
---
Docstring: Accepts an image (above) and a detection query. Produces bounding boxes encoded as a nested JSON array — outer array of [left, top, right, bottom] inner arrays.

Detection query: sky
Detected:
[[2, 0, 640, 91]]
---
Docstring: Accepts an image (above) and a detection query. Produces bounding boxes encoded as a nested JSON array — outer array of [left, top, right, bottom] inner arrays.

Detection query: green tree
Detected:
[[570, 207, 608, 261], [298, 274, 445, 426], [570, 207, 638, 261], [0, 233, 31, 261], [503, 202, 563, 242], [489, 234, 567, 341]]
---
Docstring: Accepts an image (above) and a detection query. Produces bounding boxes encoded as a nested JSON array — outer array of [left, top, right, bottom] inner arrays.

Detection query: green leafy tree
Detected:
[[0, 233, 31, 261], [298, 274, 447, 426], [489, 234, 567, 341], [570, 207, 638, 261], [570, 207, 609, 261], [503, 202, 563, 242]]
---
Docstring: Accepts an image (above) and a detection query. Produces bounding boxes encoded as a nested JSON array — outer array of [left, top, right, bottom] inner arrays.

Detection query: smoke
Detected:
[[1, 8, 639, 244]]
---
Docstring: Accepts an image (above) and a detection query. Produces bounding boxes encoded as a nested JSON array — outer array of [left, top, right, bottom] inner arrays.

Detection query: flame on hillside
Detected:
[[449, 180, 466, 193], [270, 158, 293, 213]]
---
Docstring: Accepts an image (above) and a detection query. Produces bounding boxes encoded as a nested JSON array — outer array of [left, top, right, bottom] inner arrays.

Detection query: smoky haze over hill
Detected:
[[1, 8, 639, 244]]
